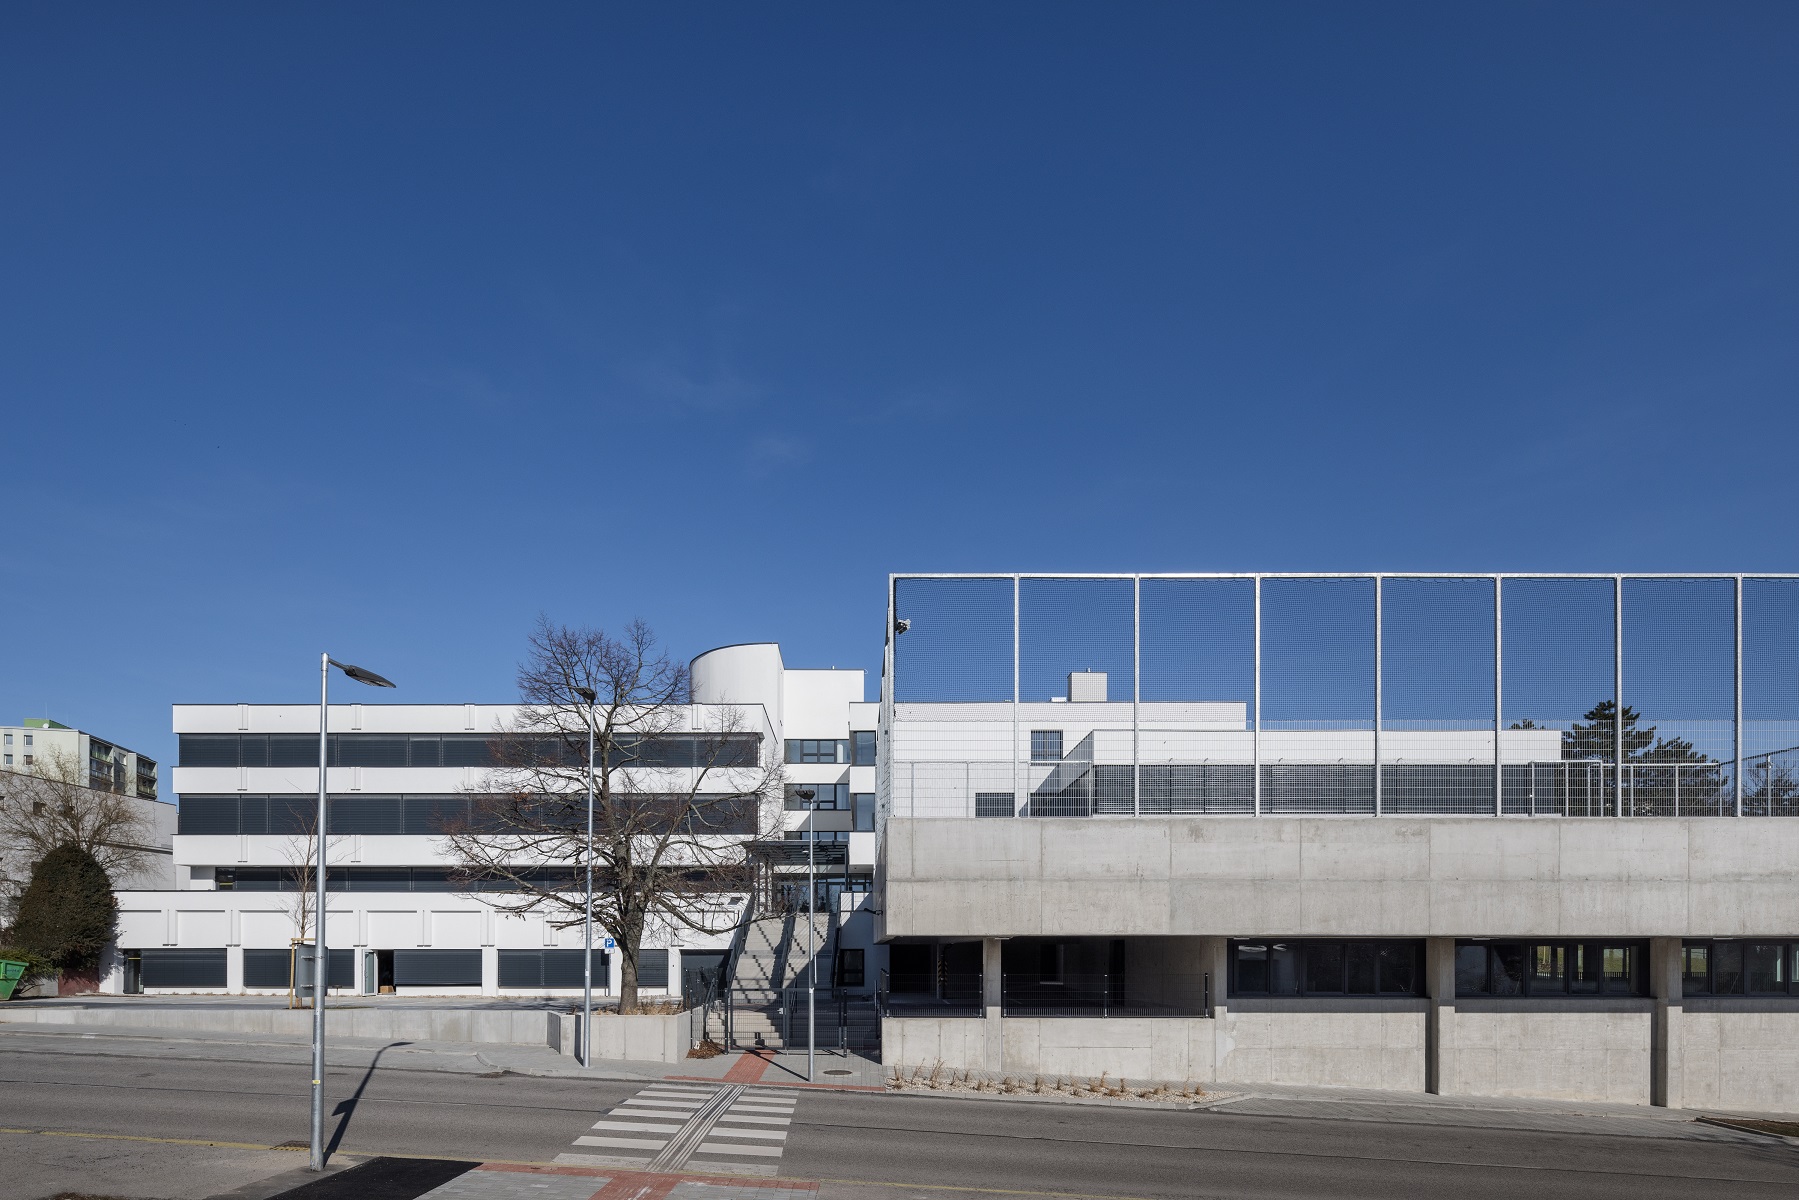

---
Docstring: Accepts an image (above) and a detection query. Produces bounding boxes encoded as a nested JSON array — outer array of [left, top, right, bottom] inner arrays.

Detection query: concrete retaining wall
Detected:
[[1218, 1001, 1426, 1091], [1673, 1002, 1799, 1113], [0, 1004, 561, 1047], [555, 1010, 687, 1063], [1440, 1003, 1653, 1104]]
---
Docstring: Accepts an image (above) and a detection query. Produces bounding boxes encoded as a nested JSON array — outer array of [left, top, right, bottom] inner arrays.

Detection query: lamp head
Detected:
[[572, 686, 598, 705], [329, 659, 396, 688]]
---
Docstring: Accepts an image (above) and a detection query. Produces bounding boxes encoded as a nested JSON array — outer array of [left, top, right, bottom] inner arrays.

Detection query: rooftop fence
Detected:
[[883, 575, 1799, 818]]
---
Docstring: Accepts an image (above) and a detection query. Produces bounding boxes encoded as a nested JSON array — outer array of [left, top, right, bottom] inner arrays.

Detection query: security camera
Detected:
[[894, 617, 911, 635]]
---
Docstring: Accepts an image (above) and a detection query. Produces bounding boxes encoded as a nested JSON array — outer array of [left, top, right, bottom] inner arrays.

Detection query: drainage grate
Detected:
[[824, 1069, 854, 1076]]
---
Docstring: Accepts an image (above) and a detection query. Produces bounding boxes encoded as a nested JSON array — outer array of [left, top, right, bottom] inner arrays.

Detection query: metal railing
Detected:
[[884, 574, 1799, 821]]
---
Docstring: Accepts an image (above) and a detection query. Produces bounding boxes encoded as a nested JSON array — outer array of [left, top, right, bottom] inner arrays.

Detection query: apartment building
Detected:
[[1, 717, 175, 894], [106, 644, 874, 998], [875, 574, 1799, 1113]]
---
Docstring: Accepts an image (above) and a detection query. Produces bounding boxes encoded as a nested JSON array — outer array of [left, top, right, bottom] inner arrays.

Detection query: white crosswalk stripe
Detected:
[[553, 1082, 798, 1176]]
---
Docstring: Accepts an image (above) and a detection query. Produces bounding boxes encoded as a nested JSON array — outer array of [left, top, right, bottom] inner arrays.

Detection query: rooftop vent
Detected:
[[1067, 671, 1107, 703]]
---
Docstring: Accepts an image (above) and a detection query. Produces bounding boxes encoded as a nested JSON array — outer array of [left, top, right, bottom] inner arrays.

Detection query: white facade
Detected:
[[109, 644, 873, 996]]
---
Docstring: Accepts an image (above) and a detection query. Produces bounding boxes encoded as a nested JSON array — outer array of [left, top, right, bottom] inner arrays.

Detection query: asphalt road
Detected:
[[3, 1031, 1797, 1200]]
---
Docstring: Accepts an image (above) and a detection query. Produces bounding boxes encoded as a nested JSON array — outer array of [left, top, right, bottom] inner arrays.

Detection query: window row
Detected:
[[782, 732, 877, 766], [179, 732, 761, 770], [1683, 940, 1799, 996], [1231, 939, 1422, 997], [1455, 941, 1646, 997], [218, 866, 581, 892], [178, 792, 761, 836], [124, 947, 668, 990]]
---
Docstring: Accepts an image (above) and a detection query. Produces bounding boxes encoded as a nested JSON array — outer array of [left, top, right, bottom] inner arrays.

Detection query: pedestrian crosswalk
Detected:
[[554, 1082, 797, 1177]]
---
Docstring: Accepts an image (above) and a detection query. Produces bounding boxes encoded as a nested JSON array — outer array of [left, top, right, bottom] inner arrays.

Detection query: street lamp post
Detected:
[[572, 685, 598, 1069], [310, 655, 395, 1173], [792, 787, 817, 1084]]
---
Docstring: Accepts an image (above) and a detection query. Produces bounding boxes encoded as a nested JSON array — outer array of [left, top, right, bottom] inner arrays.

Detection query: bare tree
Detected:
[[1, 749, 156, 915], [441, 618, 782, 1012]]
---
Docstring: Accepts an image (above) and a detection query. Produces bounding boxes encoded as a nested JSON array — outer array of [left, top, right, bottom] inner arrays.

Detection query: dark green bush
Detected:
[[8, 844, 117, 974]]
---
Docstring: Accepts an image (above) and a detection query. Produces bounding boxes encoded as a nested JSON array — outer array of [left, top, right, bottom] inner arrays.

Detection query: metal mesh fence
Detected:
[[887, 574, 1799, 820]]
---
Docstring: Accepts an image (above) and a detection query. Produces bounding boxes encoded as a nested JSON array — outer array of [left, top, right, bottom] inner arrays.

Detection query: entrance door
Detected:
[[361, 951, 377, 995], [122, 950, 142, 995], [375, 950, 396, 993]]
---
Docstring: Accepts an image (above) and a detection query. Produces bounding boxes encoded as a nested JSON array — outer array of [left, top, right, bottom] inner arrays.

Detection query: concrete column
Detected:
[[1424, 938, 1457, 1094], [982, 938, 1003, 1017], [480, 946, 499, 997], [1201, 936, 1229, 1081], [982, 938, 1005, 1075], [1650, 936, 1682, 1108]]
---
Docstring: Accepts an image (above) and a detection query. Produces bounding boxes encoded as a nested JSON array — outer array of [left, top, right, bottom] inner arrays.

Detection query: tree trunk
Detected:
[[620, 947, 639, 1014]]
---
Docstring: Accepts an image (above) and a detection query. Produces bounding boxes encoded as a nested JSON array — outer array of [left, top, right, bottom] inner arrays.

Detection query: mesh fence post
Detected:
[[1494, 575, 1504, 816], [1735, 575, 1744, 818], [1012, 575, 1020, 817], [1374, 574, 1383, 817], [1253, 576, 1262, 817], [1132, 574, 1141, 818], [1614, 575, 1625, 819]]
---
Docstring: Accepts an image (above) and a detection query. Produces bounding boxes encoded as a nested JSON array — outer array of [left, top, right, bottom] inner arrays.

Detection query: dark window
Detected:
[[334, 737, 407, 768], [837, 948, 866, 988], [178, 736, 241, 768], [408, 738, 443, 768], [1030, 731, 1063, 762], [852, 732, 877, 766], [393, 949, 482, 988], [635, 948, 669, 988], [237, 736, 268, 768], [139, 948, 227, 989], [498, 948, 606, 989], [270, 736, 316, 767], [978, 791, 1021, 820], [784, 739, 847, 765], [178, 796, 241, 835], [404, 795, 470, 835], [328, 795, 402, 835], [442, 735, 496, 767], [787, 783, 847, 810], [1456, 941, 1647, 997], [1231, 940, 1422, 997], [1683, 940, 1797, 996], [243, 948, 353, 989], [852, 793, 876, 831]]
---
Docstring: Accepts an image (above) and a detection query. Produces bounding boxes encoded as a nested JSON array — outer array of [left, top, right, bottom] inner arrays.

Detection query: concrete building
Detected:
[[1, 717, 175, 896], [2, 717, 161, 803], [874, 574, 1799, 1113], [107, 645, 874, 998]]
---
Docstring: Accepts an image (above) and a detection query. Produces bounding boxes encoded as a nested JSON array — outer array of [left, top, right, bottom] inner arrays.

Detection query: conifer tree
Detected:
[[8, 845, 118, 974]]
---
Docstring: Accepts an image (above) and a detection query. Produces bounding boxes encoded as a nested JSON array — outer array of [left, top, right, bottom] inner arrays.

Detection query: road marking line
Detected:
[[589, 1121, 690, 1134], [694, 1141, 784, 1156], [696, 1127, 787, 1140], [712, 1114, 791, 1125], [573, 1135, 670, 1151]]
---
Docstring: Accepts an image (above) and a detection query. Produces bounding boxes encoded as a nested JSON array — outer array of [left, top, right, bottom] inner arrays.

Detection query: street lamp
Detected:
[[792, 787, 817, 1083], [572, 685, 597, 1069], [310, 654, 395, 1173]]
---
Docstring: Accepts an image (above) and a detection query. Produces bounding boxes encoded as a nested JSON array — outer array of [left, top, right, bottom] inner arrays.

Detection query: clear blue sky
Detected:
[[3, 2, 1796, 772]]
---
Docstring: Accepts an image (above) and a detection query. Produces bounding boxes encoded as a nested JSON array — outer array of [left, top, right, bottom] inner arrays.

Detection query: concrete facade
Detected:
[[879, 817, 1799, 940]]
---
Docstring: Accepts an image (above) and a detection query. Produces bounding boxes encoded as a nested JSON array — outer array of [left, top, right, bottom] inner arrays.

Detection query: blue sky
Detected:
[[3, 2, 1796, 771]]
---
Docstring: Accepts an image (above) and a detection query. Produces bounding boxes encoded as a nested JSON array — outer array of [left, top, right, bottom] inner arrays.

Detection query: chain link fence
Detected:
[[883, 574, 1799, 819]]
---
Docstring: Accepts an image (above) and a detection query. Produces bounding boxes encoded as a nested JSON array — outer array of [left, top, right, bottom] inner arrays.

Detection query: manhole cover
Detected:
[[824, 1069, 854, 1076]]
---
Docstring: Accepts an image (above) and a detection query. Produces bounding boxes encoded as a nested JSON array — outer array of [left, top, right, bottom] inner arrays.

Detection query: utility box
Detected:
[[1067, 671, 1108, 702]]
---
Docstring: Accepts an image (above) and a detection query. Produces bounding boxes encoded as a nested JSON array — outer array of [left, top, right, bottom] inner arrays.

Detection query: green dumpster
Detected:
[[0, 959, 27, 1001]]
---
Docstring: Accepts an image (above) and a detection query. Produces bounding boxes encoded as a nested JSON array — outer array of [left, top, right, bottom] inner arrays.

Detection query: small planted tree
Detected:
[[8, 844, 118, 986], [442, 619, 782, 1012]]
